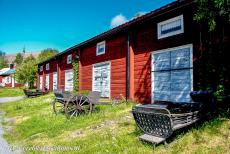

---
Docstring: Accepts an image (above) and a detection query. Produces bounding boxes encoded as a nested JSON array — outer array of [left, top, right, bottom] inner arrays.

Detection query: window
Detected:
[[39, 76, 43, 90], [6, 76, 11, 84], [96, 41, 106, 56], [157, 15, 184, 39], [40, 66, 43, 72], [65, 70, 73, 91], [152, 44, 193, 103], [45, 74, 49, 89], [53, 72, 58, 90], [67, 54, 72, 64], [46, 63, 49, 71]]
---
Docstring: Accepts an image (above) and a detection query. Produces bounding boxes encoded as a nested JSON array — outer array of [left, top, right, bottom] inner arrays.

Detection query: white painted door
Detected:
[[12, 76, 15, 88], [53, 72, 57, 90], [39, 76, 43, 90], [93, 62, 110, 97], [65, 70, 73, 91], [45, 74, 49, 90], [152, 44, 193, 103]]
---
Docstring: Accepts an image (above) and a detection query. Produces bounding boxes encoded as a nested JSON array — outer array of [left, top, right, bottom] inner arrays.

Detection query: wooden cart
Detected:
[[53, 90, 101, 118]]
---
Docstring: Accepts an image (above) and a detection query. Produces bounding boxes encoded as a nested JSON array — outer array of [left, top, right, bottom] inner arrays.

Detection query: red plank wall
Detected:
[[130, 4, 200, 103], [57, 51, 77, 91], [80, 34, 127, 99], [38, 60, 57, 91], [37, 67, 43, 90], [37, 51, 77, 91], [37, 2, 228, 104], [0, 76, 2, 84]]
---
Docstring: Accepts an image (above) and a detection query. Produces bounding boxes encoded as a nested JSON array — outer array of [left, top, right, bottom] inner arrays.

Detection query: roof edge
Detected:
[[37, 0, 194, 65]]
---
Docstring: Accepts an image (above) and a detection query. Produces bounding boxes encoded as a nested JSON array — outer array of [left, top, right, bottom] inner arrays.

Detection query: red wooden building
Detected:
[[37, 0, 230, 104], [37, 50, 78, 92], [0, 66, 24, 88]]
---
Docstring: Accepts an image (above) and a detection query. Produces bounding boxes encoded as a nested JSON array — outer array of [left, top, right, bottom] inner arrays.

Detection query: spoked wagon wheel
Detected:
[[53, 100, 65, 115], [76, 95, 93, 115], [65, 96, 79, 119]]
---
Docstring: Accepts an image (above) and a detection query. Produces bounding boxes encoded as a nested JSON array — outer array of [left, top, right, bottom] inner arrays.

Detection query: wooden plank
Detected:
[[139, 134, 166, 144]]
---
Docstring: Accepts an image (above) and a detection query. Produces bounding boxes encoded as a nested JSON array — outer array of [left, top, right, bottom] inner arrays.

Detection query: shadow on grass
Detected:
[[131, 108, 230, 147]]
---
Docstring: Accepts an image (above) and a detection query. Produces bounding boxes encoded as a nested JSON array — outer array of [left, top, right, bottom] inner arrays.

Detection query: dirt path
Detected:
[[0, 96, 24, 103], [0, 112, 13, 154], [0, 96, 25, 154]]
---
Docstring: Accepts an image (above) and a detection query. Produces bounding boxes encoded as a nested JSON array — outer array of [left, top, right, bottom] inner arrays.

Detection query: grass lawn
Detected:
[[0, 94, 230, 154], [0, 88, 24, 97]]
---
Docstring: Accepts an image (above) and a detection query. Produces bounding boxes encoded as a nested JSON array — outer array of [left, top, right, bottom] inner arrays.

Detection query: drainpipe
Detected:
[[56, 57, 59, 90], [126, 33, 130, 100]]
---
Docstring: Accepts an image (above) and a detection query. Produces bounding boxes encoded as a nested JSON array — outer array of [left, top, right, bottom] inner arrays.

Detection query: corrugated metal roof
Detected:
[[0, 68, 15, 75]]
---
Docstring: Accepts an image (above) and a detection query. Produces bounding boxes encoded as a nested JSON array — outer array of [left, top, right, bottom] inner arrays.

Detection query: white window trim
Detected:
[[157, 15, 184, 39], [53, 72, 58, 90], [45, 74, 49, 89], [92, 61, 111, 98], [67, 54, 72, 64], [96, 41, 106, 56], [151, 44, 193, 104], [5, 76, 11, 84], [39, 76, 43, 90], [65, 69, 73, 91], [40, 66, 43, 72], [46, 63, 49, 71]]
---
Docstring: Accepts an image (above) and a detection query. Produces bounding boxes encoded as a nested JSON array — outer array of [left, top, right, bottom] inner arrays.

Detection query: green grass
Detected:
[[0, 94, 230, 154], [0, 88, 24, 97]]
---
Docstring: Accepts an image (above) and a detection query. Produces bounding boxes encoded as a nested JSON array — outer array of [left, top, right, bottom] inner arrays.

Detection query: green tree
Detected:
[[73, 58, 79, 93], [24, 54, 36, 63], [194, 0, 230, 31], [15, 55, 37, 89], [194, 0, 230, 93], [37, 48, 59, 63], [14, 53, 23, 65], [0, 57, 8, 69]]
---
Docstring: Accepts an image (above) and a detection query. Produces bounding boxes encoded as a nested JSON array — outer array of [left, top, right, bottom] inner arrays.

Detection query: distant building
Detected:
[[0, 52, 39, 88], [0, 64, 24, 88]]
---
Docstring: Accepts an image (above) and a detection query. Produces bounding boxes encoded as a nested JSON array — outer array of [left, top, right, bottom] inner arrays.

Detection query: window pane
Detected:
[[153, 52, 170, 71]]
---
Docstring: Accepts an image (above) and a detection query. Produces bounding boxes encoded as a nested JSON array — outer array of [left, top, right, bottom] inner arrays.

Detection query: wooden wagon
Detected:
[[53, 90, 101, 118], [23, 89, 49, 97]]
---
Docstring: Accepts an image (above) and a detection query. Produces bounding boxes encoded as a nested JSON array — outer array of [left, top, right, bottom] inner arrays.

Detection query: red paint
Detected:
[[36, 2, 230, 104], [80, 34, 127, 99]]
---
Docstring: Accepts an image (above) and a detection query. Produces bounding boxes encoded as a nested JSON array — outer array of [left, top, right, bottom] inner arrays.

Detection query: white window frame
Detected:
[[46, 63, 49, 71], [39, 76, 43, 90], [96, 41, 106, 56], [53, 72, 58, 90], [151, 44, 193, 104], [45, 74, 49, 90], [40, 66, 43, 72], [67, 54, 72, 64], [5, 76, 11, 84], [65, 69, 73, 91], [157, 15, 184, 39]]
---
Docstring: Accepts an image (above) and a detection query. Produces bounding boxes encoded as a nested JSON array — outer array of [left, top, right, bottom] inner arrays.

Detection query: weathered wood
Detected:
[[139, 134, 166, 144]]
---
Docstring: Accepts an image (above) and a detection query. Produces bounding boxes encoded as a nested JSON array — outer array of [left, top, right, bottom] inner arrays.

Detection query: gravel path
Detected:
[[0, 96, 25, 154], [0, 96, 24, 103], [0, 112, 13, 154]]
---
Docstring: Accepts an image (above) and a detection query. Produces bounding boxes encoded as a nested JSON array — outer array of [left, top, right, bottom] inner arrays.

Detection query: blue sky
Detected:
[[0, 0, 174, 54]]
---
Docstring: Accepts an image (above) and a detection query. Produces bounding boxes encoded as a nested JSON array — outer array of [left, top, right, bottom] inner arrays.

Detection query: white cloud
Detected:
[[110, 14, 128, 28]]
